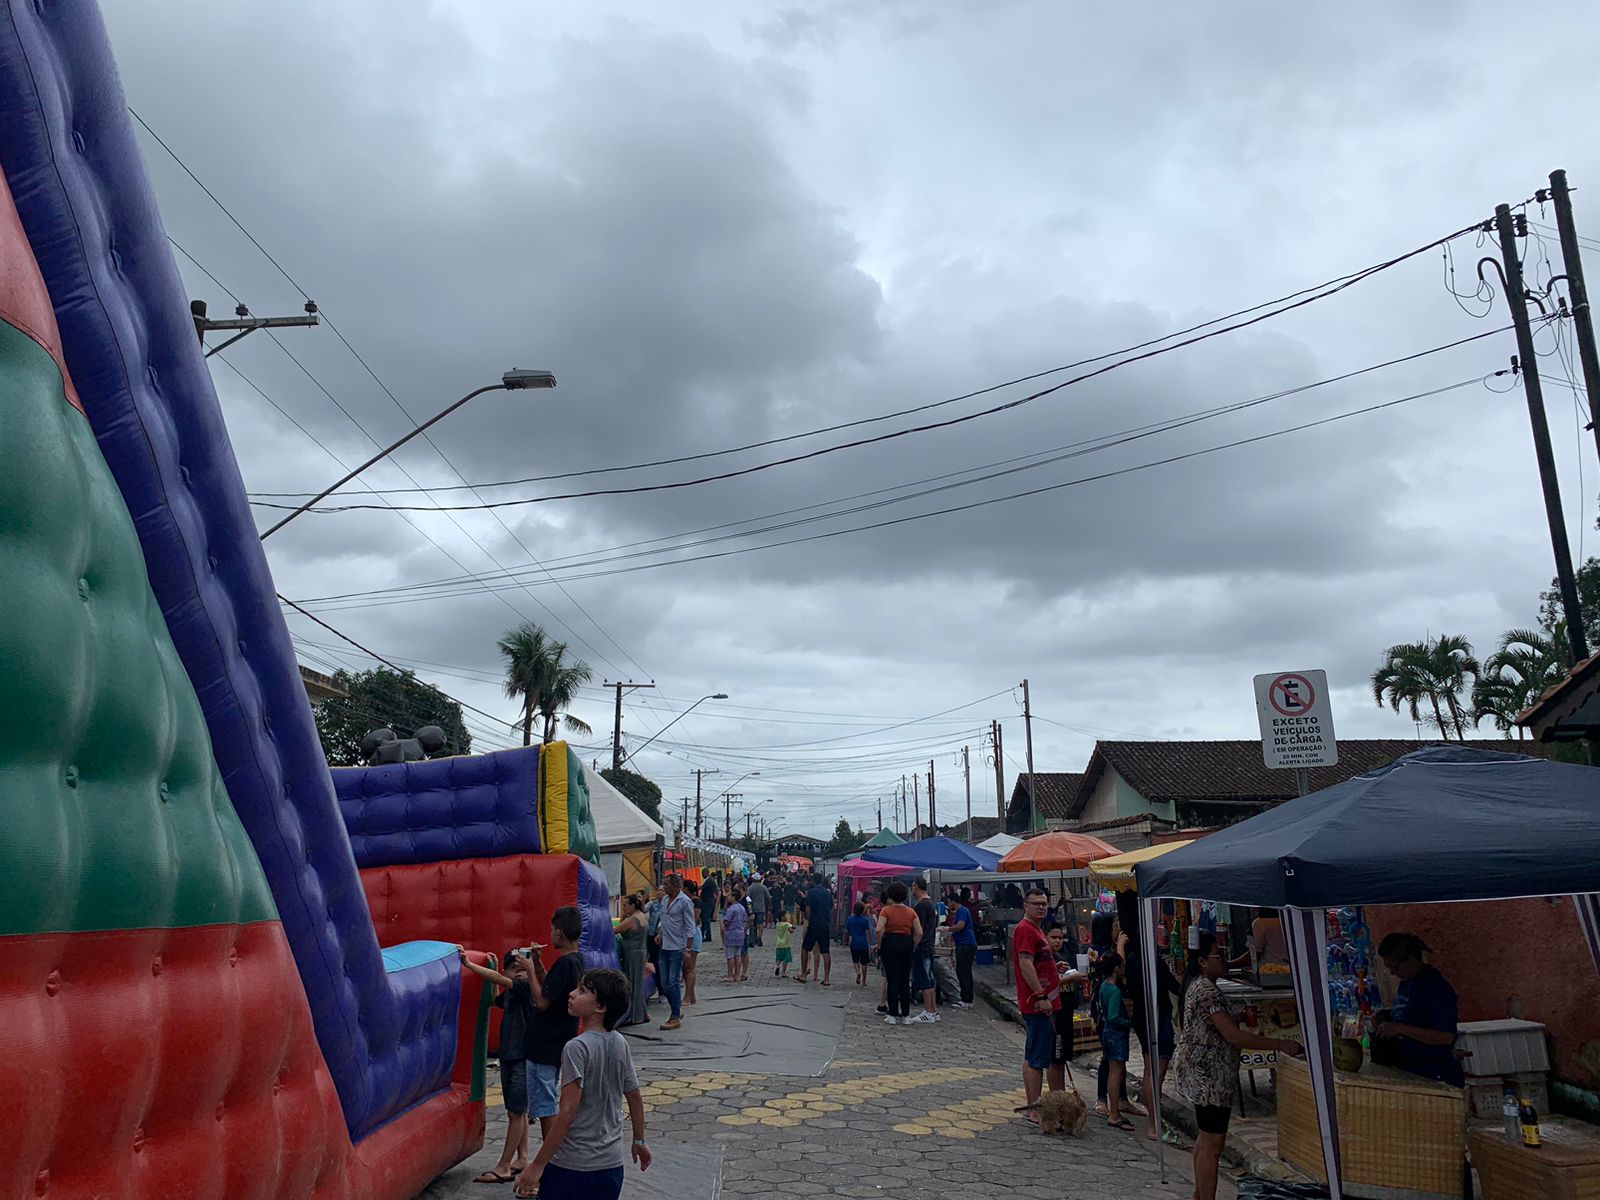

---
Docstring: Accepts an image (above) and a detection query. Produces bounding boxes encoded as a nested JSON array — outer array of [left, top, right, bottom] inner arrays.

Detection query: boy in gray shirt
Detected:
[[514, 968, 650, 1199]]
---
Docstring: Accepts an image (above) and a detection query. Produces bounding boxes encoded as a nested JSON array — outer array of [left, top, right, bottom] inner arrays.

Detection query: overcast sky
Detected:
[[103, 1, 1600, 839]]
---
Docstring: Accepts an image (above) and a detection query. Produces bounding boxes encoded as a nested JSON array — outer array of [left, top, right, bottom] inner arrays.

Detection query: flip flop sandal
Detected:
[[1108, 1118, 1137, 1132], [475, 1168, 516, 1183]]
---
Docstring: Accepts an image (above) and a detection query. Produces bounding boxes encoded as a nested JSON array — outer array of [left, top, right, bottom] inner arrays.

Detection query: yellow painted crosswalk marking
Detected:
[[892, 1088, 1028, 1138], [716, 1067, 1005, 1128]]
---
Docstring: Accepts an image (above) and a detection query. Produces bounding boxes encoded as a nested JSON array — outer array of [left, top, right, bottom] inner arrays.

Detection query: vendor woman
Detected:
[[1373, 932, 1462, 1086]]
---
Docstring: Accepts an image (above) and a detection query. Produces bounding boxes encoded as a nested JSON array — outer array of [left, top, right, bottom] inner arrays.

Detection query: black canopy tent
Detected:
[[1132, 747, 1600, 1198]]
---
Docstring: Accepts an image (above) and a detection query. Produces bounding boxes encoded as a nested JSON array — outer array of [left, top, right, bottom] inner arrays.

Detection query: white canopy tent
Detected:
[[578, 761, 664, 901], [976, 831, 1023, 855]]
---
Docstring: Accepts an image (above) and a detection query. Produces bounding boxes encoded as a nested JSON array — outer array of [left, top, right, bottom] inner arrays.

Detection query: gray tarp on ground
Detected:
[[624, 984, 847, 1076]]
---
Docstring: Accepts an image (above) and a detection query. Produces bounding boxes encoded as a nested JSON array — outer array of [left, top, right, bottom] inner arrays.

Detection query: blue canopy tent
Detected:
[[1133, 746, 1600, 1198], [860, 836, 1001, 872]]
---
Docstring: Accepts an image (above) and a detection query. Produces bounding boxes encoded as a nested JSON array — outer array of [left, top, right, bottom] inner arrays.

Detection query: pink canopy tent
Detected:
[[836, 858, 916, 908]]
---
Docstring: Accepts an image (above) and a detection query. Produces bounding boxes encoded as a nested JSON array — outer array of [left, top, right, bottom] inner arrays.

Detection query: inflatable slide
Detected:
[[0, 3, 601, 1196]]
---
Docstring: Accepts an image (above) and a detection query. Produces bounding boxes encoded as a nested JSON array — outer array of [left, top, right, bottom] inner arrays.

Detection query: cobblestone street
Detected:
[[422, 937, 1227, 1199]]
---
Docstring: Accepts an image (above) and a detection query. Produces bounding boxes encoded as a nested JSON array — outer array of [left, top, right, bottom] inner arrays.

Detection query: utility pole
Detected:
[[901, 774, 908, 834], [877, 797, 883, 831], [962, 744, 972, 838], [1546, 170, 1600, 466], [723, 794, 743, 841], [694, 768, 718, 839], [913, 772, 921, 839], [992, 720, 1006, 825], [1493, 204, 1590, 666], [605, 680, 655, 771], [927, 759, 937, 835], [1021, 679, 1038, 835]]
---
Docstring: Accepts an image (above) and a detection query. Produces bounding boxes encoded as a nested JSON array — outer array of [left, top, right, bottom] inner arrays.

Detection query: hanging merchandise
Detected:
[[1325, 906, 1380, 1051]]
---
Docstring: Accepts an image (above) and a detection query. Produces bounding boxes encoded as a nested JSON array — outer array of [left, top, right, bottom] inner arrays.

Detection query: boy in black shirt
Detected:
[[457, 948, 538, 1183], [525, 905, 586, 1136]]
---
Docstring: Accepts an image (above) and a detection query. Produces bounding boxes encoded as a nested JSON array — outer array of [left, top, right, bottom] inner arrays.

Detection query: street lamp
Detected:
[[624, 693, 729, 764], [260, 368, 558, 539]]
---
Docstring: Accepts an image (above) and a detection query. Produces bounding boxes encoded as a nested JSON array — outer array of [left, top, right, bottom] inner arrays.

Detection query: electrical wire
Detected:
[[254, 223, 1489, 518]]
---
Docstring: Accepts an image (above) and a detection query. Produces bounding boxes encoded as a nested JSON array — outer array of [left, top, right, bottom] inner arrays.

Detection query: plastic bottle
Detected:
[[1502, 1088, 1520, 1141], [1519, 1096, 1542, 1149]]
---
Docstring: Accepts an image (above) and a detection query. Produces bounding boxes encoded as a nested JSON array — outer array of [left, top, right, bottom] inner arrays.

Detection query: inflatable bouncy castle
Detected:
[[335, 744, 618, 1053], [0, 4, 609, 1197]]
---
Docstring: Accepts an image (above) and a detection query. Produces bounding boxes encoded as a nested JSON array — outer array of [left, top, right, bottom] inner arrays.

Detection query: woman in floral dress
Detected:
[[1172, 932, 1303, 1200]]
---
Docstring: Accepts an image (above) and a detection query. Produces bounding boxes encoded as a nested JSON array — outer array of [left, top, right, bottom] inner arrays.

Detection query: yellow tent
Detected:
[[1088, 840, 1194, 890]]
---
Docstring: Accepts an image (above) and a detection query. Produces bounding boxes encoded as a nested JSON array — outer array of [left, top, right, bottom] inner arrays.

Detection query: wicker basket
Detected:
[[1277, 1055, 1467, 1198], [1470, 1119, 1600, 1200]]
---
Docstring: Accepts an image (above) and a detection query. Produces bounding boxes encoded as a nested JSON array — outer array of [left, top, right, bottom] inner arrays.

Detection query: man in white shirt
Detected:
[[654, 873, 697, 1030]]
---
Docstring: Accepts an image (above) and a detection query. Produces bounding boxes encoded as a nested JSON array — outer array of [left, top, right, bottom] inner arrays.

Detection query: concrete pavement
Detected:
[[418, 934, 1227, 1199]]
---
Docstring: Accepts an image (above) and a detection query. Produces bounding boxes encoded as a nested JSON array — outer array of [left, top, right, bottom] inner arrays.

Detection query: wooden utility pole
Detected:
[[913, 773, 921, 839], [992, 720, 1006, 825], [927, 759, 937, 835], [963, 744, 972, 838], [1492, 205, 1590, 666], [877, 797, 883, 831], [1021, 679, 1038, 834], [723, 793, 743, 841], [606, 680, 655, 771], [694, 768, 718, 839], [1546, 170, 1600, 467]]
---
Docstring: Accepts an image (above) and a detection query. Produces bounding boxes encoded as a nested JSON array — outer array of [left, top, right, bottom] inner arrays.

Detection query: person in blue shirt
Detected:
[[1373, 932, 1462, 1086], [846, 902, 874, 986], [948, 889, 979, 1008]]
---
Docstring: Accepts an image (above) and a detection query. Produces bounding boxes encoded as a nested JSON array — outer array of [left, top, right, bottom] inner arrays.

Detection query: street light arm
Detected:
[[261, 380, 515, 539], [623, 693, 727, 764]]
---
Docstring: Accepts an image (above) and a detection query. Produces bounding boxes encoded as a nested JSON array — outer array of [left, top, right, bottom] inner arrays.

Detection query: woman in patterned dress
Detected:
[[1172, 932, 1303, 1200]]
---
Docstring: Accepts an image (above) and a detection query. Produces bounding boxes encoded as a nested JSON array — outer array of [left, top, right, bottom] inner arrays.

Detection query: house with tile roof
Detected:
[[1003, 772, 1085, 833], [1067, 738, 1553, 834]]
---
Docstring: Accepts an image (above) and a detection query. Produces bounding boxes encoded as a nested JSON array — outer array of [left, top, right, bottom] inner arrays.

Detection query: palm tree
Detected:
[[499, 623, 554, 746], [497, 622, 594, 746], [1370, 635, 1480, 740], [535, 642, 594, 743], [1473, 628, 1563, 738]]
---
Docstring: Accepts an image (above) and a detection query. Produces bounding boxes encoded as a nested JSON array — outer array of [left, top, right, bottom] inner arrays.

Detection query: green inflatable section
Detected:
[[563, 744, 601, 865], [0, 317, 278, 935]]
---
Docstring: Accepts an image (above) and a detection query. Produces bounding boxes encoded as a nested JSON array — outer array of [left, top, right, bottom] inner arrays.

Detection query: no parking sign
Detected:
[[1253, 669, 1338, 770]]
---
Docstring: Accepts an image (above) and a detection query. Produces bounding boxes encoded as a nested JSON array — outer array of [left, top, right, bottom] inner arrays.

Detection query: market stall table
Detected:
[[1278, 1055, 1468, 1200], [1470, 1115, 1600, 1200]]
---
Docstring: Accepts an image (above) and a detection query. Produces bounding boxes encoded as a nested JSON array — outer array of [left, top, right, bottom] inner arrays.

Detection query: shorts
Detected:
[[1101, 1025, 1130, 1064], [499, 1057, 529, 1116], [1133, 1013, 1177, 1061], [802, 925, 830, 954], [528, 1061, 562, 1118], [1024, 1014, 1055, 1070], [850, 945, 871, 965], [1194, 1103, 1233, 1135], [538, 1163, 624, 1200], [1051, 1007, 1077, 1066], [725, 943, 744, 963], [775, 947, 793, 963], [912, 947, 935, 992]]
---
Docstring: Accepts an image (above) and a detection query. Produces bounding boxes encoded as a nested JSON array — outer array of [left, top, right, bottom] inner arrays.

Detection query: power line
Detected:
[[294, 331, 1514, 611], [246, 224, 1482, 503], [255, 222, 1486, 519], [307, 375, 1489, 598], [134, 106, 659, 692]]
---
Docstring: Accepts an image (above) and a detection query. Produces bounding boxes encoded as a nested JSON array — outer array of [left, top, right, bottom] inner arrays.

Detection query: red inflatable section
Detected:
[[363, 854, 591, 1054], [0, 922, 487, 1200]]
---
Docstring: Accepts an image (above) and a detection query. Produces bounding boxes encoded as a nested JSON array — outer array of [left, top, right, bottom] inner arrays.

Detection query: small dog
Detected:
[[1015, 1088, 1089, 1136]]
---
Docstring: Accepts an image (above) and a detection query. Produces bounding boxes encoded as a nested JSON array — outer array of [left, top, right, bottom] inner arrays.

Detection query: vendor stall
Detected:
[[999, 830, 1118, 872], [1135, 746, 1600, 1200], [860, 835, 1001, 872]]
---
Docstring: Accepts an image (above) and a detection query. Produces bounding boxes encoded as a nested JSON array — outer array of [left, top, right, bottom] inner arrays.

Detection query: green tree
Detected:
[[1473, 628, 1564, 738], [1539, 556, 1600, 662], [314, 667, 471, 767], [824, 818, 866, 858], [497, 622, 594, 745], [600, 766, 662, 823], [1370, 635, 1480, 740]]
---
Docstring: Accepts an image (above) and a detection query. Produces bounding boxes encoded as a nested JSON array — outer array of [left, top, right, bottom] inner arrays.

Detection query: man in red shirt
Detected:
[[1011, 887, 1060, 1120]]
